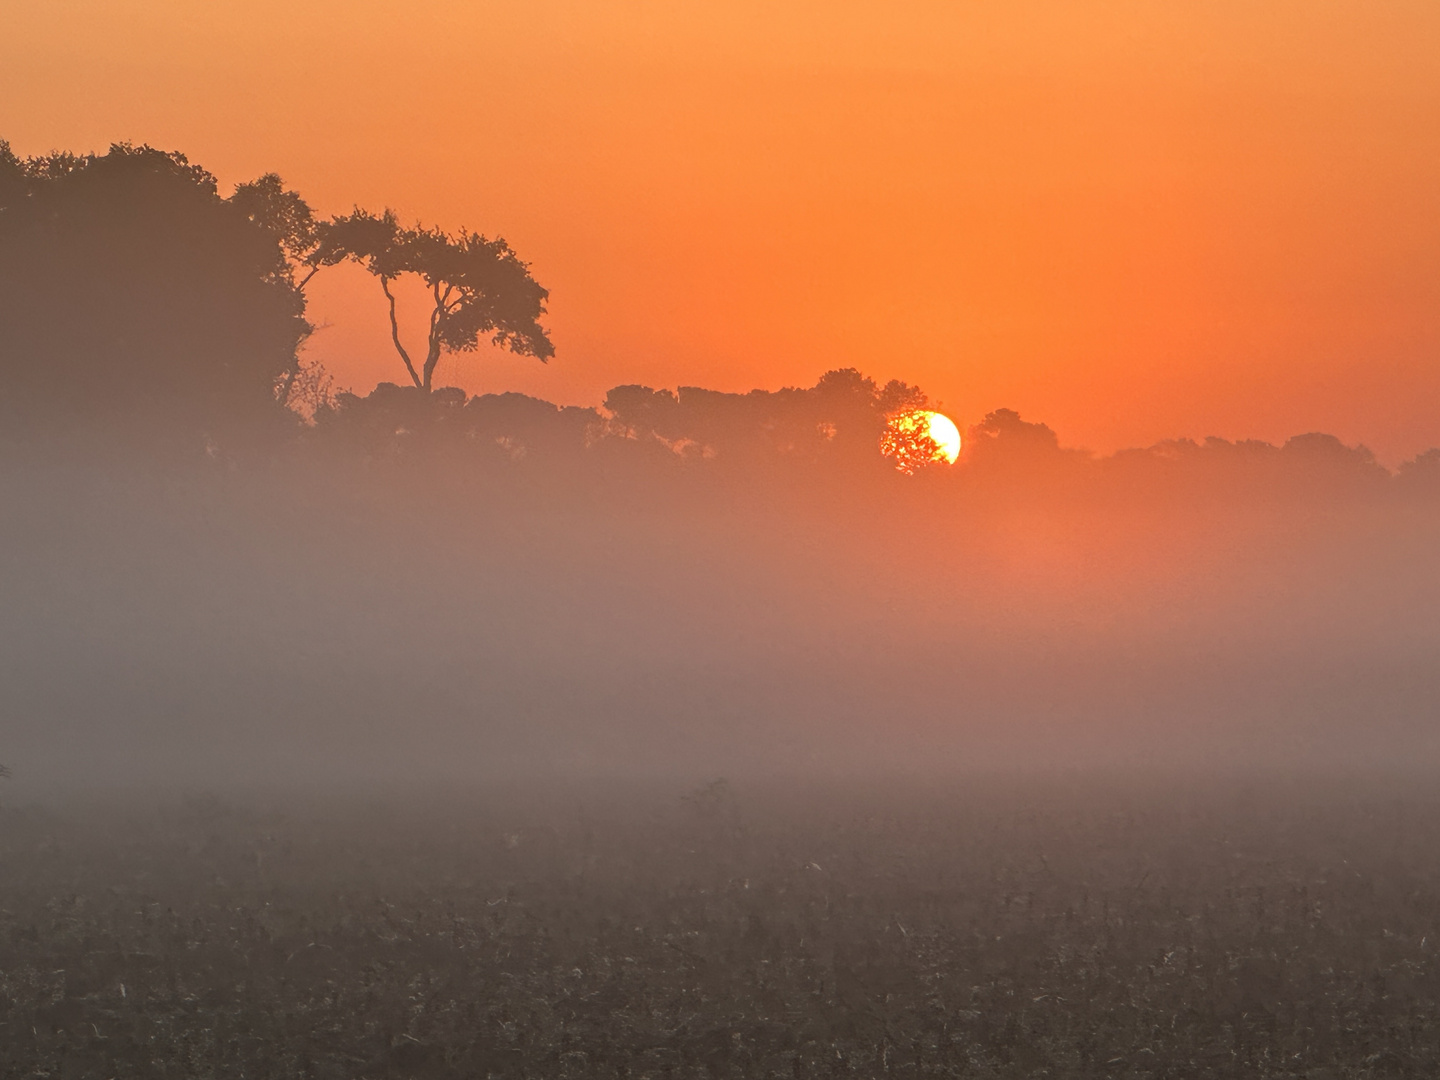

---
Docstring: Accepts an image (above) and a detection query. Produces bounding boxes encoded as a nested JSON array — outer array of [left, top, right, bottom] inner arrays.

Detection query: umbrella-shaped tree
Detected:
[[308, 209, 553, 392]]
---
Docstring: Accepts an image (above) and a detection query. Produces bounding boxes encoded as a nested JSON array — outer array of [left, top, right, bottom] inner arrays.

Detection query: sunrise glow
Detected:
[[926, 412, 962, 464], [8, 6, 1440, 1074], [10, 2, 1440, 461], [880, 409, 960, 473]]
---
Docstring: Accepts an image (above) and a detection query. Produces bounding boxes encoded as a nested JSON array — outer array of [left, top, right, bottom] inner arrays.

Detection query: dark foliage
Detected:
[[307, 208, 553, 391], [0, 141, 309, 450], [3, 782, 1440, 1078], [297, 368, 1437, 504], [310, 368, 941, 479]]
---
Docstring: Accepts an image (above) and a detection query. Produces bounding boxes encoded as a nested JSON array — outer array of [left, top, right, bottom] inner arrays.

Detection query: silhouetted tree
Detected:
[[229, 172, 319, 282], [1399, 448, 1440, 488], [964, 408, 1063, 466], [604, 385, 681, 440], [0, 141, 311, 448], [284, 356, 341, 423], [879, 412, 945, 474], [307, 209, 553, 392], [601, 369, 931, 471], [873, 378, 946, 474], [464, 391, 597, 459]]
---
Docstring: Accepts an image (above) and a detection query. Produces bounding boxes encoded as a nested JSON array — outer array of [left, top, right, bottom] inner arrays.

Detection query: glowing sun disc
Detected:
[[925, 411, 962, 463]]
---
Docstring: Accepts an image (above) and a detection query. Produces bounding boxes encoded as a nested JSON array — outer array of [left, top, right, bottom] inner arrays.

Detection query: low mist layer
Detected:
[[4, 387, 1439, 793], [3, 141, 1439, 794]]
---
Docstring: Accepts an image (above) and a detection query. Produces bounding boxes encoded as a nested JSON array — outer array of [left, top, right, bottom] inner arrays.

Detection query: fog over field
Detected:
[[4, 141, 1435, 798], [4, 400, 1439, 795], [2, 139, 1440, 800]]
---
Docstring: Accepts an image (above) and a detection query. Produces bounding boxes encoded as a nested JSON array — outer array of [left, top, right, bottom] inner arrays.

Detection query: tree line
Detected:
[[0, 141, 551, 450], [3, 140, 1434, 487], [0, 140, 956, 471]]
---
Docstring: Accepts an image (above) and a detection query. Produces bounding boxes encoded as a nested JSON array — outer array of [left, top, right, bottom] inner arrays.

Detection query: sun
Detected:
[[924, 412, 962, 463], [880, 409, 962, 472]]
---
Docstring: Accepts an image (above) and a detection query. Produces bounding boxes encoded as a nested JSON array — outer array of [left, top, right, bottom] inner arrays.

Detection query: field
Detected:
[[2, 776, 1439, 1079]]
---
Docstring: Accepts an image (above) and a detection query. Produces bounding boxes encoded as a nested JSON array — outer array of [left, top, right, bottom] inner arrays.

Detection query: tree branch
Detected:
[[380, 276, 422, 389], [276, 365, 299, 403]]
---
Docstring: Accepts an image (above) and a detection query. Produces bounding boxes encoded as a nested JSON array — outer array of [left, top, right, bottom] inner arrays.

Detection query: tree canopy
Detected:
[[0, 142, 310, 447], [308, 209, 553, 392]]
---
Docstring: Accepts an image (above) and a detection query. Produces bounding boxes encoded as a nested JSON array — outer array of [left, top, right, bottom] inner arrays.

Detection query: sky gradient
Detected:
[[6, 1, 1440, 461]]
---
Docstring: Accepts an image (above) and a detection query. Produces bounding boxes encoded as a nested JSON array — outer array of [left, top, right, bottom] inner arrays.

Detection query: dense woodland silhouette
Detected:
[[0, 143, 305, 449]]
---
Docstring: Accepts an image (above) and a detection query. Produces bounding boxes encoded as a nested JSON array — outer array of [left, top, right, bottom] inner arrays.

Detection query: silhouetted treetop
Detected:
[[1400, 448, 1440, 483], [316, 380, 597, 468], [230, 172, 319, 284], [307, 208, 553, 392], [0, 141, 310, 448], [0, 141, 553, 455], [969, 408, 1060, 451], [596, 369, 938, 470]]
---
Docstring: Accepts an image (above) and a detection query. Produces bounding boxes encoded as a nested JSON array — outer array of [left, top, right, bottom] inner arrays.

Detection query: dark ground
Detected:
[[2, 775, 1438, 1079]]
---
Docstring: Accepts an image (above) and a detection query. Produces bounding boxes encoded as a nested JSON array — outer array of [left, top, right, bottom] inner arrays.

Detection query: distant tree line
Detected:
[[3, 140, 1437, 485]]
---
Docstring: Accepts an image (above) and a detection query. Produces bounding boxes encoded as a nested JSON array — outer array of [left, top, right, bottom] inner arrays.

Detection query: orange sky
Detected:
[[6, 1, 1440, 462]]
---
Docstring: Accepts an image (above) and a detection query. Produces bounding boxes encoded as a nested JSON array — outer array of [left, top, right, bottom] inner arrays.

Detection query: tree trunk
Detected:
[[421, 281, 445, 391], [380, 276, 423, 389]]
